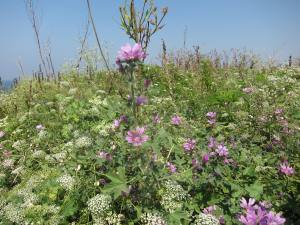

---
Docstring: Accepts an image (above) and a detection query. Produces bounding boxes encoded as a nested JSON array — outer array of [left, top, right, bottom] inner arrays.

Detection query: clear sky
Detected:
[[0, 0, 300, 79]]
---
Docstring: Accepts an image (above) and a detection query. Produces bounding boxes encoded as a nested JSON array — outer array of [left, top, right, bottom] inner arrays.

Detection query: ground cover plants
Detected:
[[0, 0, 300, 224]]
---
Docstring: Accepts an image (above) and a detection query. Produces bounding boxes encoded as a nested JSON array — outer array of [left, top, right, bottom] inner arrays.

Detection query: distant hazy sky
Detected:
[[0, 0, 300, 79]]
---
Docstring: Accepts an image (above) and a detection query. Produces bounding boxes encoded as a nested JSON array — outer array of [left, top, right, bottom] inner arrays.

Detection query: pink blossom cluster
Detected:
[[183, 138, 197, 153], [279, 161, 294, 176], [202, 137, 232, 164], [136, 95, 148, 106], [116, 43, 146, 68], [171, 115, 182, 125], [238, 198, 285, 225], [125, 127, 149, 147], [166, 161, 177, 173], [206, 111, 217, 125]]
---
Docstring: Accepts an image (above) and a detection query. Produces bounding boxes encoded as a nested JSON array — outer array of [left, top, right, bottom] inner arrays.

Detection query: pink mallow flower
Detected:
[[126, 127, 149, 147], [0, 131, 5, 138], [171, 115, 182, 125], [279, 162, 294, 176], [240, 197, 256, 210], [183, 138, 196, 152], [116, 43, 146, 66], [166, 162, 177, 173], [215, 144, 229, 157]]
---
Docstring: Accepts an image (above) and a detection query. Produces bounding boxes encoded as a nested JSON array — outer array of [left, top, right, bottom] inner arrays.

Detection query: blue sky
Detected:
[[0, 0, 300, 79]]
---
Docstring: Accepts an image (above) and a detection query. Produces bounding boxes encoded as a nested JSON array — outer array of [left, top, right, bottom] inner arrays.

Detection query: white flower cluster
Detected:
[[75, 136, 92, 148], [57, 174, 75, 191], [2, 159, 14, 168], [88, 194, 112, 217], [141, 212, 167, 225], [1, 203, 25, 224], [89, 96, 108, 107], [193, 213, 220, 225], [12, 140, 26, 150], [160, 180, 187, 213], [17, 189, 39, 206], [93, 212, 124, 225]]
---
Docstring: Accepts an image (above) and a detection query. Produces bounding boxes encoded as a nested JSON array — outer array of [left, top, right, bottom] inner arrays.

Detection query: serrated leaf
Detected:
[[102, 167, 128, 198]]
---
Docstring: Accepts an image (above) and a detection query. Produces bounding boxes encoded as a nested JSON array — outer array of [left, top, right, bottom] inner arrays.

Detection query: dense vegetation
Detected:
[[0, 48, 299, 224]]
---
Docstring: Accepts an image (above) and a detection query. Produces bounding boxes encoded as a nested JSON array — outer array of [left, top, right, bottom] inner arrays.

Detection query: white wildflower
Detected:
[[75, 136, 92, 148], [141, 211, 167, 225], [57, 174, 75, 191], [2, 203, 25, 224], [160, 180, 187, 213], [2, 159, 14, 168], [193, 213, 220, 225], [88, 194, 111, 216]]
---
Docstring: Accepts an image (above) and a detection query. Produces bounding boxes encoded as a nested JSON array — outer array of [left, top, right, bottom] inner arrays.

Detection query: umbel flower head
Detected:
[[116, 43, 146, 67], [126, 127, 149, 147]]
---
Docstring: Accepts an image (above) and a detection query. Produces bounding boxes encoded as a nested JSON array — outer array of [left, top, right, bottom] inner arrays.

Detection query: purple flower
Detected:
[[166, 162, 177, 173], [215, 144, 229, 157], [242, 87, 254, 94], [113, 119, 121, 129], [116, 43, 146, 66], [120, 115, 128, 123], [153, 113, 161, 124], [240, 198, 256, 210], [206, 112, 217, 125], [96, 151, 112, 161], [171, 115, 182, 125], [126, 127, 149, 147], [183, 138, 196, 152], [203, 205, 217, 214], [208, 137, 217, 149], [206, 111, 217, 119], [239, 197, 285, 225], [36, 124, 45, 130], [0, 131, 5, 138], [266, 211, 285, 225], [279, 162, 294, 176], [202, 153, 210, 164], [136, 96, 148, 106]]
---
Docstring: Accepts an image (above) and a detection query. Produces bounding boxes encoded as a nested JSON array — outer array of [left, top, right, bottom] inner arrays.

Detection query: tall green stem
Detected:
[[129, 67, 137, 120]]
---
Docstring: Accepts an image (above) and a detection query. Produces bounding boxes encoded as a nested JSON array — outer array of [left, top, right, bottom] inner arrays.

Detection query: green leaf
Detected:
[[246, 182, 264, 199], [102, 167, 128, 198]]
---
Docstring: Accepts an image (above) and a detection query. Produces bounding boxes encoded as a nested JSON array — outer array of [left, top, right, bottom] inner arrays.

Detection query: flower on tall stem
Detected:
[[126, 127, 149, 147], [116, 43, 146, 67], [279, 161, 294, 176]]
